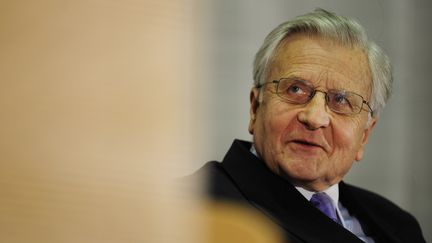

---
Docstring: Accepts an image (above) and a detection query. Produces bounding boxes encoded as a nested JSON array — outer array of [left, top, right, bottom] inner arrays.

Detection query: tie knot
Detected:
[[310, 193, 341, 224]]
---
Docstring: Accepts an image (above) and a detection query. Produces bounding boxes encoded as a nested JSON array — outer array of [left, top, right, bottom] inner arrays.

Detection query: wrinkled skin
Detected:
[[249, 34, 377, 192]]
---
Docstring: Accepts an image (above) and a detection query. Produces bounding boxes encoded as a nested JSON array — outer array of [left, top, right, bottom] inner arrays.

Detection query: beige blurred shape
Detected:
[[0, 0, 206, 242], [197, 201, 284, 243]]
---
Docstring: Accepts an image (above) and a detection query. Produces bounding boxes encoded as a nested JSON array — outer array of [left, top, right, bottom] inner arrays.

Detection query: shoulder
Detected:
[[183, 161, 247, 202], [344, 183, 411, 218], [342, 183, 425, 241]]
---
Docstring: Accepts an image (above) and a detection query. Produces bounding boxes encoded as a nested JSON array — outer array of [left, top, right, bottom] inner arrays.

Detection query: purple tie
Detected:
[[310, 192, 341, 224]]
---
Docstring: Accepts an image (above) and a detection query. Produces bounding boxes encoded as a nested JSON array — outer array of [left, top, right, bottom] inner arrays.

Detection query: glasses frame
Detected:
[[257, 78, 374, 116]]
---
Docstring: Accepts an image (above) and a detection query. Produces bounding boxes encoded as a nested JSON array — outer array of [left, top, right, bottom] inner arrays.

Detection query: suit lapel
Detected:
[[339, 182, 402, 243], [221, 140, 364, 243]]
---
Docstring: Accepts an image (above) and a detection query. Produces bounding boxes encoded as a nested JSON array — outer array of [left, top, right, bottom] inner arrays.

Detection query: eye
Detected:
[[285, 82, 309, 96], [334, 93, 348, 104], [276, 78, 312, 104], [330, 92, 356, 112], [288, 84, 303, 94]]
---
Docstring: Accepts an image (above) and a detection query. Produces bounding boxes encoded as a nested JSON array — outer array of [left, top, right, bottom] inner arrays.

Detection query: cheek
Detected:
[[332, 120, 364, 156], [263, 105, 297, 141], [324, 123, 363, 183], [254, 103, 298, 157]]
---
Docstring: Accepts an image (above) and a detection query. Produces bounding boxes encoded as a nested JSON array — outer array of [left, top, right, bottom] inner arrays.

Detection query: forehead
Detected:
[[268, 34, 372, 97]]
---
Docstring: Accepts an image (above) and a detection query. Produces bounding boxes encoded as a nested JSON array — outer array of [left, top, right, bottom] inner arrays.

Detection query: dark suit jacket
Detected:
[[189, 139, 425, 243]]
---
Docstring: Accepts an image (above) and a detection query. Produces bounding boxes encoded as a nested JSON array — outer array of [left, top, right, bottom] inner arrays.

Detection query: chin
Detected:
[[280, 159, 321, 176], [278, 165, 321, 183]]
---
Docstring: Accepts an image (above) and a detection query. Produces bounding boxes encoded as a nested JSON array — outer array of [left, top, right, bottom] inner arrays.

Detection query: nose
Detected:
[[297, 92, 330, 130]]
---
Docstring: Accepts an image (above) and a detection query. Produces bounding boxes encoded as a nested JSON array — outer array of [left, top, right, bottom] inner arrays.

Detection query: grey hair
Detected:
[[253, 9, 392, 117]]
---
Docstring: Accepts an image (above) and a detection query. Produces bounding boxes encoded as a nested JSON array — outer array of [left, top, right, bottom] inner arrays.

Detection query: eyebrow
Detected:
[[282, 75, 311, 84], [280, 75, 317, 89], [280, 75, 368, 97]]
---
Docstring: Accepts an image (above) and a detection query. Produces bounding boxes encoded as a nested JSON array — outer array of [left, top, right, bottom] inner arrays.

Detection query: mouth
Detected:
[[290, 139, 325, 151]]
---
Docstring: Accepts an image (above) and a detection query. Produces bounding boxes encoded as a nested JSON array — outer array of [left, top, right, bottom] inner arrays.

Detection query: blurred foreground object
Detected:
[[199, 201, 284, 243], [0, 0, 204, 242]]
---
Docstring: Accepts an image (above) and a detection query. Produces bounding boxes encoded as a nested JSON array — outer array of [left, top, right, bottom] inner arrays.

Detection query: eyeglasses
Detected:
[[257, 78, 373, 116]]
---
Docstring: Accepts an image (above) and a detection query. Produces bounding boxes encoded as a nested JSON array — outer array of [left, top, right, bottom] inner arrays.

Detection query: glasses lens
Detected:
[[277, 79, 313, 104], [327, 90, 363, 114]]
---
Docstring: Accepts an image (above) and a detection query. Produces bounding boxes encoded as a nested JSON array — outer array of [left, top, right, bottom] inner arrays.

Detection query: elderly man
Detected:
[[190, 9, 425, 243]]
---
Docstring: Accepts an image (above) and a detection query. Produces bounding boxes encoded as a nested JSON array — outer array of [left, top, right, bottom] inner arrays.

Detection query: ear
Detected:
[[248, 88, 260, 135], [355, 117, 377, 161]]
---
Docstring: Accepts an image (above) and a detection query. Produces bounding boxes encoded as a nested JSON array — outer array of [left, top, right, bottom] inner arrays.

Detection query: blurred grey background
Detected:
[[194, 0, 432, 240]]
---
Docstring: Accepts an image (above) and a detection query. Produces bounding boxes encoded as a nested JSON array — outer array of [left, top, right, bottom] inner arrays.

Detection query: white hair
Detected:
[[253, 9, 392, 117]]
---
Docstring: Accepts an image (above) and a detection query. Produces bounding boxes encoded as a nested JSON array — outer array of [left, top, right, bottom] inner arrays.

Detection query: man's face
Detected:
[[249, 34, 377, 191]]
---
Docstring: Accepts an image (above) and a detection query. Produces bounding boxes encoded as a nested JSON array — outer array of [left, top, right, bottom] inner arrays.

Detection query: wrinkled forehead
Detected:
[[268, 34, 372, 97]]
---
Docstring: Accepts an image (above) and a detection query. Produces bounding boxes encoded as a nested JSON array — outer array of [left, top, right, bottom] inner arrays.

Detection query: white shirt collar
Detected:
[[295, 184, 339, 208], [250, 144, 258, 157]]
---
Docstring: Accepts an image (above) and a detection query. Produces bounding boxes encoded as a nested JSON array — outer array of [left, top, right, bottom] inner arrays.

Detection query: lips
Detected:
[[292, 139, 320, 147], [289, 138, 329, 152]]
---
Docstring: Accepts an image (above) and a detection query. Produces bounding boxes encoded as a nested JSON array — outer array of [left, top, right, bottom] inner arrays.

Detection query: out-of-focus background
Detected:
[[0, 0, 430, 242]]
